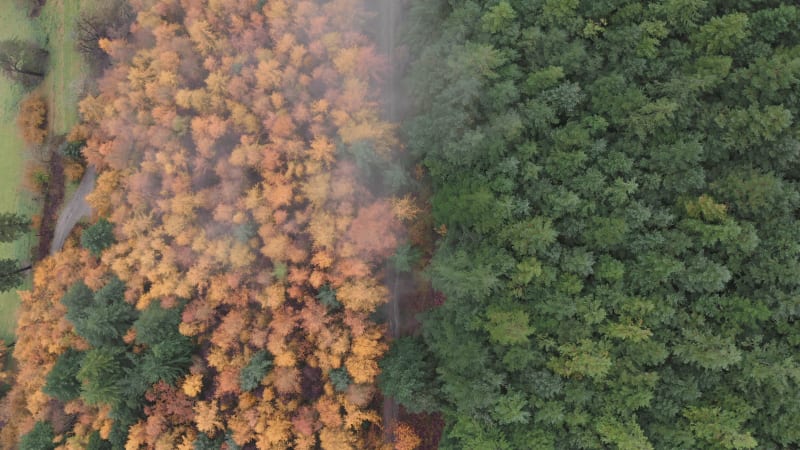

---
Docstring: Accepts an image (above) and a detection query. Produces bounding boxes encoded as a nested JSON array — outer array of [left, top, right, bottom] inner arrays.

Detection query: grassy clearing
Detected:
[[0, 5, 42, 343], [0, 0, 88, 342], [39, 0, 86, 135]]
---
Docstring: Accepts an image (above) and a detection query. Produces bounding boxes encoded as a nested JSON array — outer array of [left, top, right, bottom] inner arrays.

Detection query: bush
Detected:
[[22, 160, 49, 196], [16, 94, 47, 145]]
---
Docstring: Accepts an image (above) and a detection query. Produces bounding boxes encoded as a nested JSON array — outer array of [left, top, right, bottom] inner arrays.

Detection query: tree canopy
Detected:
[[383, 0, 800, 448]]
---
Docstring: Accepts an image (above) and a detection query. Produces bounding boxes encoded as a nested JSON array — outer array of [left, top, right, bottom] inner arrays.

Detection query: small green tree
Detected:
[[0, 212, 30, 242], [240, 351, 273, 391], [81, 218, 116, 256], [19, 421, 56, 450], [62, 140, 86, 162], [0, 258, 31, 293], [329, 367, 351, 393], [316, 284, 341, 311]]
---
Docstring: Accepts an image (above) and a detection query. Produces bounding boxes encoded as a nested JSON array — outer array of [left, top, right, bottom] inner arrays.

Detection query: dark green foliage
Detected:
[[395, 0, 800, 447], [0, 258, 29, 293], [316, 284, 341, 311], [80, 218, 116, 256], [378, 336, 440, 413], [77, 346, 127, 406], [240, 351, 273, 392], [68, 277, 136, 348], [58, 277, 192, 442], [43, 348, 85, 402], [328, 367, 351, 393], [133, 301, 183, 347], [194, 432, 223, 450], [86, 431, 113, 450], [0, 212, 30, 242], [19, 421, 55, 450], [137, 334, 193, 385], [62, 140, 86, 162]]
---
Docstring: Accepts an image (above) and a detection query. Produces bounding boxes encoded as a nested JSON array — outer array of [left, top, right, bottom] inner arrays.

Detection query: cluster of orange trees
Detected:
[[1, 0, 413, 448]]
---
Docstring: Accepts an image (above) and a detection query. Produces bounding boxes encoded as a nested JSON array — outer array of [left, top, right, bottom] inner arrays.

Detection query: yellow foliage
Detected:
[[336, 279, 389, 312], [181, 374, 203, 397], [194, 400, 223, 434]]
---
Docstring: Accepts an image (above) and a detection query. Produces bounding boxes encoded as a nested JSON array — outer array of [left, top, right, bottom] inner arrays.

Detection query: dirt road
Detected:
[[50, 165, 95, 254]]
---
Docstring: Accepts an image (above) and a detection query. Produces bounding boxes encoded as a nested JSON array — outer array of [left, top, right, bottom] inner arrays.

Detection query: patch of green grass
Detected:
[[0, 0, 90, 342], [39, 0, 87, 135], [0, 4, 43, 343]]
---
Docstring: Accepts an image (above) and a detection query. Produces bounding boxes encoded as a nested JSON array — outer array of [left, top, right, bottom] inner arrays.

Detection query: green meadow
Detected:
[[0, 0, 87, 342]]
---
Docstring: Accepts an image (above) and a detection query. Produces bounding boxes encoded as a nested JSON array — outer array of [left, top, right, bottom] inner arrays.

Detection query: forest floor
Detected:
[[0, 0, 87, 342]]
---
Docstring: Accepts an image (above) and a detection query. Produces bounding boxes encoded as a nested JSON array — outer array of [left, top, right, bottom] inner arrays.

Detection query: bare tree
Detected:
[[76, 0, 134, 70], [0, 39, 48, 87]]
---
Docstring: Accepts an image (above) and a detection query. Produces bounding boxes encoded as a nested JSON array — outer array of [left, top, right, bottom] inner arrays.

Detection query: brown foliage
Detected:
[[16, 93, 47, 145]]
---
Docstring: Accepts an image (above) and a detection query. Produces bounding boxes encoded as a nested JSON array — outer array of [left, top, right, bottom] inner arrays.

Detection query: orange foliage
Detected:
[[394, 423, 422, 450], [2, 0, 404, 447], [16, 93, 47, 145]]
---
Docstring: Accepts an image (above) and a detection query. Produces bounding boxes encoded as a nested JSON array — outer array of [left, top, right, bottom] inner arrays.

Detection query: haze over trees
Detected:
[[3, 0, 800, 449], [1, 0, 404, 448], [379, 1, 800, 448]]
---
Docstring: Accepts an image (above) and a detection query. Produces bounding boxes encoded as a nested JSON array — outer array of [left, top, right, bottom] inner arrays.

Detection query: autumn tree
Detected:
[[16, 93, 47, 145], [75, 0, 133, 70]]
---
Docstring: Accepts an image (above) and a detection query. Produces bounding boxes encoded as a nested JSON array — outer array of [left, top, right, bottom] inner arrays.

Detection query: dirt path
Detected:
[[49, 165, 95, 254]]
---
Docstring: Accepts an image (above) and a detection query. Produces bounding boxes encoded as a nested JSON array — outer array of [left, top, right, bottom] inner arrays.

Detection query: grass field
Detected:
[[0, 0, 87, 342]]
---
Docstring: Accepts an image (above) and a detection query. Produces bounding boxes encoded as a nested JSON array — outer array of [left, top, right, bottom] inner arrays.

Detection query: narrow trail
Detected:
[[50, 165, 95, 254], [378, 0, 403, 442]]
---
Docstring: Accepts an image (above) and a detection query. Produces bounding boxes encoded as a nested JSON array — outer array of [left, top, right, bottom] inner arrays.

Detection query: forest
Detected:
[[0, 0, 799, 449]]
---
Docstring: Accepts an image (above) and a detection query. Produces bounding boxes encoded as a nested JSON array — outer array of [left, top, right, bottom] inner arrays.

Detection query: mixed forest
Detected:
[[1, 0, 800, 449]]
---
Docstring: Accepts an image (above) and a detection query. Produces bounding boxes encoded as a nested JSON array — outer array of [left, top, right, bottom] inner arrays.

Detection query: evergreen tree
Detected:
[[0, 258, 30, 293], [19, 421, 56, 450], [80, 218, 116, 256], [0, 212, 30, 242]]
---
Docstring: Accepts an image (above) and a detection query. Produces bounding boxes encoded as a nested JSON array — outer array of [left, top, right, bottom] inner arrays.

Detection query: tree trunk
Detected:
[[10, 67, 44, 77], [2, 265, 32, 277]]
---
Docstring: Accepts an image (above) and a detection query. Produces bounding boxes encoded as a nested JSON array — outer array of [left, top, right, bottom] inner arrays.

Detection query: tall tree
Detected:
[[0, 39, 47, 87], [0, 212, 30, 242]]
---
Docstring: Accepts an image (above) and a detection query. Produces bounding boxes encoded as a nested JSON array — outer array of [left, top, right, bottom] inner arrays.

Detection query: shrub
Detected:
[[16, 94, 47, 145]]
